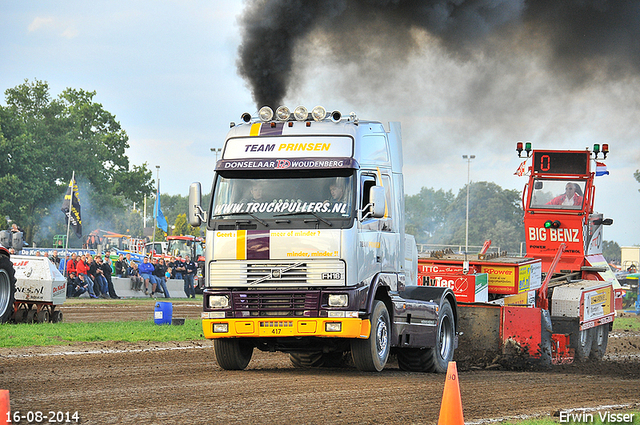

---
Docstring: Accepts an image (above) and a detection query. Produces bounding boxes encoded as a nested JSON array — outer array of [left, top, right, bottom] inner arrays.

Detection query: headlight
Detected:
[[294, 106, 308, 121], [311, 105, 326, 121], [259, 106, 274, 121], [325, 322, 342, 332], [275, 106, 290, 121], [209, 295, 230, 308], [213, 323, 229, 333], [328, 294, 348, 307]]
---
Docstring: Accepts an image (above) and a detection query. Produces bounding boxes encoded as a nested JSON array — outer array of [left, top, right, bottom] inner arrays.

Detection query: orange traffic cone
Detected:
[[438, 361, 464, 425], [1, 390, 10, 425]]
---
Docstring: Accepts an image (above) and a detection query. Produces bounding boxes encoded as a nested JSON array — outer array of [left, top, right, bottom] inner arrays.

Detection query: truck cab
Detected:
[[189, 106, 456, 372]]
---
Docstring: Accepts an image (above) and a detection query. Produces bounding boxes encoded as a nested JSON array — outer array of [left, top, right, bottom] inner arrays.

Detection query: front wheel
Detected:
[[397, 300, 455, 373], [213, 339, 254, 370], [351, 300, 390, 372]]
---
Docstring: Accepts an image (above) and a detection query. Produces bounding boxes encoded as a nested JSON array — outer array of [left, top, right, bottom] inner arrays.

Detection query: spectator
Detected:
[[174, 255, 186, 279], [60, 253, 70, 276], [114, 253, 128, 278], [90, 255, 110, 298], [167, 256, 177, 278], [76, 255, 98, 298], [102, 256, 120, 299], [183, 255, 197, 299], [129, 261, 143, 291], [152, 258, 170, 298], [50, 250, 61, 267], [66, 253, 79, 297], [138, 256, 156, 296]]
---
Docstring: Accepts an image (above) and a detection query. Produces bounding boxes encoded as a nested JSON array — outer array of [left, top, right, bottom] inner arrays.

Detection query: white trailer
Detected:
[[11, 255, 66, 323]]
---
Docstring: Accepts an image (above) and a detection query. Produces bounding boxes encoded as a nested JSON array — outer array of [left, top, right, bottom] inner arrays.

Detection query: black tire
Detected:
[[290, 351, 348, 368], [26, 308, 37, 324], [574, 327, 594, 361], [36, 309, 50, 323], [14, 307, 27, 323], [290, 352, 324, 368], [590, 324, 609, 360], [51, 310, 63, 323], [397, 300, 455, 373], [0, 255, 16, 324], [213, 338, 254, 370], [351, 300, 390, 372]]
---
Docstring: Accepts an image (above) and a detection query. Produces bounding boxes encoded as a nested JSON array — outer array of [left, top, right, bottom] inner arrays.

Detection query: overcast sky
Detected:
[[2, 1, 640, 247]]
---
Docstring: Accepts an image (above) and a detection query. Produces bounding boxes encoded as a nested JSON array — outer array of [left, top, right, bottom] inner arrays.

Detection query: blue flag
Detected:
[[155, 187, 168, 233]]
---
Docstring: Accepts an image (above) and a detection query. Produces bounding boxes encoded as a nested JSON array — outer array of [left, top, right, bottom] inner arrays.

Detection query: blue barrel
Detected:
[[154, 302, 173, 325]]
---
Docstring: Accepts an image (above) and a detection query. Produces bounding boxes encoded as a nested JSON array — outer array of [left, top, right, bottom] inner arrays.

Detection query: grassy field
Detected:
[[0, 319, 204, 348]]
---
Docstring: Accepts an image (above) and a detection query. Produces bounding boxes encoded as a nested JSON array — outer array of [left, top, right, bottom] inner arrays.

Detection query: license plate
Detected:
[[258, 321, 295, 336]]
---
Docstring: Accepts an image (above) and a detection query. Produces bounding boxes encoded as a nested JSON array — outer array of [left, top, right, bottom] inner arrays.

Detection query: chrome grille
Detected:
[[209, 259, 346, 287], [233, 291, 320, 317]]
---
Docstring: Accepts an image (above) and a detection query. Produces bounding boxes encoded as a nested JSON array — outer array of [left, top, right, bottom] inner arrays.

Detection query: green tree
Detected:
[[405, 187, 455, 242], [602, 240, 621, 263], [0, 79, 155, 245], [405, 182, 525, 253], [173, 213, 188, 236]]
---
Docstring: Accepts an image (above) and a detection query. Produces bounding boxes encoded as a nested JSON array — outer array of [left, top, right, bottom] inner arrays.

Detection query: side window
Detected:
[[360, 175, 376, 211], [381, 174, 394, 231]]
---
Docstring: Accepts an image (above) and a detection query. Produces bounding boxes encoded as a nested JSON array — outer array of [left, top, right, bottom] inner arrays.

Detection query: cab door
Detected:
[[357, 172, 381, 282]]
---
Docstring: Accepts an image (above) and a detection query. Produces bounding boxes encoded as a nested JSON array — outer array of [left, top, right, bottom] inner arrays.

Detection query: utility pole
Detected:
[[462, 154, 475, 272]]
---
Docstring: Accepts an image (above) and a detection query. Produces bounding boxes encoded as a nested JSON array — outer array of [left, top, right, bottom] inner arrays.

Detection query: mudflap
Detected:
[[456, 303, 560, 368]]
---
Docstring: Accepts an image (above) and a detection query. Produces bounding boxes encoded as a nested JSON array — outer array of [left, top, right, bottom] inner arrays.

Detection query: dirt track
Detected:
[[1, 303, 640, 425]]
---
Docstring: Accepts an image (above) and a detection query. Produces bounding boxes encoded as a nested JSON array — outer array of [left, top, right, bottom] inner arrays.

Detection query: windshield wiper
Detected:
[[212, 212, 268, 227], [274, 211, 332, 226]]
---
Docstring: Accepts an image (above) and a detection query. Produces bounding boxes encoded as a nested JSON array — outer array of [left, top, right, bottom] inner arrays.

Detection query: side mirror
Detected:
[[188, 182, 206, 227], [369, 186, 386, 218]]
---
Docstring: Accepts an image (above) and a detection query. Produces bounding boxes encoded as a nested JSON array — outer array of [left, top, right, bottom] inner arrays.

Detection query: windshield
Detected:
[[529, 178, 586, 210], [211, 170, 354, 222], [168, 240, 191, 258]]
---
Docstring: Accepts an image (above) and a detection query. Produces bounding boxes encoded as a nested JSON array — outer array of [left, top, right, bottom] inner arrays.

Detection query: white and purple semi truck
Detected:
[[189, 106, 457, 372]]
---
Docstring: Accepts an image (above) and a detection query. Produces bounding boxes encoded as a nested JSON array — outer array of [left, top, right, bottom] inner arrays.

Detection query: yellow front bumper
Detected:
[[202, 317, 371, 339]]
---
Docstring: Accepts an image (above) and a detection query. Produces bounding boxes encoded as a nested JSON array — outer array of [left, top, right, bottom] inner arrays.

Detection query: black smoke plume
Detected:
[[237, 0, 640, 109]]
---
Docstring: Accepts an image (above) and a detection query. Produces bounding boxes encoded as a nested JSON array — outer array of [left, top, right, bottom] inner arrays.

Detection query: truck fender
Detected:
[[362, 273, 397, 317], [398, 286, 458, 333]]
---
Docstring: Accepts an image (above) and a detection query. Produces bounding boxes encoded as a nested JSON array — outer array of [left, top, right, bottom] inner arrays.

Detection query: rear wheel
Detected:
[[351, 300, 390, 372], [213, 339, 254, 370], [290, 352, 324, 368], [575, 327, 594, 361], [0, 255, 16, 324], [397, 300, 455, 373], [590, 324, 609, 360], [290, 351, 348, 368]]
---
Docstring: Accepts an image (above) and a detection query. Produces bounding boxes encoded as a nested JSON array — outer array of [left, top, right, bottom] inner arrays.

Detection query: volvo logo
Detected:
[[271, 269, 282, 279]]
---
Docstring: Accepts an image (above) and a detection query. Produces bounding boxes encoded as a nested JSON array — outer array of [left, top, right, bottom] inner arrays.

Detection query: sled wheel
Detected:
[[26, 308, 37, 324], [36, 309, 50, 323], [51, 310, 63, 323]]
